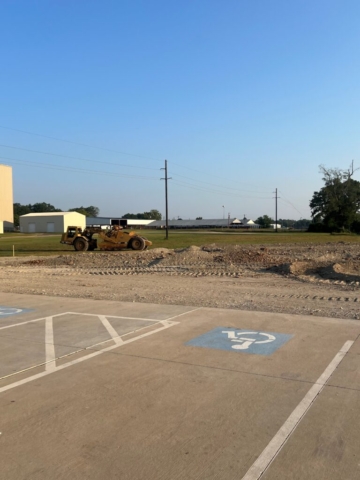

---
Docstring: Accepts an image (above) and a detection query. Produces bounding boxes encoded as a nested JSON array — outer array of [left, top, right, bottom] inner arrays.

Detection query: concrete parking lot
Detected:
[[1, 292, 359, 479]]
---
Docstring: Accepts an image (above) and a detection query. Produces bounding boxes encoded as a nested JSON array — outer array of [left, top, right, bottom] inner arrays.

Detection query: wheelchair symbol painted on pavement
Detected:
[[186, 327, 293, 355], [222, 330, 276, 350], [0, 306, 33, 317]]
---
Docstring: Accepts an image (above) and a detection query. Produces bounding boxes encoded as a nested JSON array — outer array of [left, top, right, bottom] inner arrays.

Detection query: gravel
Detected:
[[1, 242, 359, 320]]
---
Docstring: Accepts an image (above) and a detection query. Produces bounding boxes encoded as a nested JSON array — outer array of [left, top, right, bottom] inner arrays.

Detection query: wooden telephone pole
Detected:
[[161, 160, 171, 239]]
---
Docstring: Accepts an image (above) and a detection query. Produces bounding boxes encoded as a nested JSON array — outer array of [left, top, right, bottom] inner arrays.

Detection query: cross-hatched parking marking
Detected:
[[0, 311, 179, 392]]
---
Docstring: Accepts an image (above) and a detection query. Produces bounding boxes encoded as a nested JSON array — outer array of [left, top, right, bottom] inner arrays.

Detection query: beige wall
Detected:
[[20, 213, 86, 233], [0, 165, 14, 225], [63, 212, 86, 231]]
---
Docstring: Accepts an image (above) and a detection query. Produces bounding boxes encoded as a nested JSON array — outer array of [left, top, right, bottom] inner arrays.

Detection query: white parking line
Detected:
[[241, 340, 354, 480], [98, 315, 124, 346], [0, 311, 172, 331], [45, 316, 56, 372], [166, 308, 202, 321], [66, 312, 167, 322], [0, 320, 179, 394]]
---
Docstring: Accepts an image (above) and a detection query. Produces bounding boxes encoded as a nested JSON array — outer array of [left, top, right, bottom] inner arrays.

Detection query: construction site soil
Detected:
[[1, 242, 360, 320]]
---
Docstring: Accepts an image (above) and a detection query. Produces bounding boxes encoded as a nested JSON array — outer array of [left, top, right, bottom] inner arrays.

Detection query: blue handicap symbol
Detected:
[[186, 327, 293, 355], [0, 306, 33, 317]]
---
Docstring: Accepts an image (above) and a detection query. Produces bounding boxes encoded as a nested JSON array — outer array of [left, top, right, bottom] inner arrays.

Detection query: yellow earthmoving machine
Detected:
[[60, 225, 152, 252]]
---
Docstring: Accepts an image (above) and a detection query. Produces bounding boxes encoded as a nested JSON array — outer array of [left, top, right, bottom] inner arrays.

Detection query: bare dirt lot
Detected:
[[1, 241, 360, 320]]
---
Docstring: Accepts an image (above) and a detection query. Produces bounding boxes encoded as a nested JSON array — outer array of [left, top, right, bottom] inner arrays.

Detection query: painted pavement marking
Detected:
[[0, 308, 203, 391], [241, 340, 354, 480], [186, 327, 293, 355], [45, 316, 56, 372], [0, 312, 163, 331], [0, 306, 33, 317], [98, 315, 124, 346], [0, 320, 179, 393]]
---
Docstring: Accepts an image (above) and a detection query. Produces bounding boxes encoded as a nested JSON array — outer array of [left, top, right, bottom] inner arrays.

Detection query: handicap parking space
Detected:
[[0, 293, 195, 390], [120, 308, 360, 386], [1, 292, 360, 480]]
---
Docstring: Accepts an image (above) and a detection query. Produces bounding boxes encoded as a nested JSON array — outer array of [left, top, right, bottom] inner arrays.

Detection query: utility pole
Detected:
[[274, 188, 278, 233], [161, 160, 171, 240]]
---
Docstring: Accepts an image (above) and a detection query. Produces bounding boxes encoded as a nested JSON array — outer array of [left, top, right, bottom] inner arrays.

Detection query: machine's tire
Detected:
[[73, 238, 89, 252], [131, 236, 145, 251]]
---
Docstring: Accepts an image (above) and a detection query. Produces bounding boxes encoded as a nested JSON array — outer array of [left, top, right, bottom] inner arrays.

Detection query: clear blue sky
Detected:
[[1, 0, 360, 220]]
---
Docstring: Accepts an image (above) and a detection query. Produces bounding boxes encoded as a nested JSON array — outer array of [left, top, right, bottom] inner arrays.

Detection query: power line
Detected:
[[171, 170, 272, 194], [278, 190, 304, 217], [0, 143, 160, 170], [170, 160, 270, 191], [0, 125, 161, 161], [0, 124, 280, 195], [172, 179, 272, 199], [0, 156, 159, 180]]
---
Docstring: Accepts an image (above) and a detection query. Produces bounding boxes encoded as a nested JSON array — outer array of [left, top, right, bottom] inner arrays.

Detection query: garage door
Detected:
[[47, 222, 55, 233], [28, 223, 36, 233]]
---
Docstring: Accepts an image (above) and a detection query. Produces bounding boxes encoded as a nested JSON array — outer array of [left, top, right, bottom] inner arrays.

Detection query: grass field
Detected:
[[0, 229, 359, 257]]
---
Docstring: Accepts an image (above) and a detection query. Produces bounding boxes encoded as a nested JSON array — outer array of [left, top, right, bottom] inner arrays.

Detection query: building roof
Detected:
[[148, 218, 242, 227], [86, 217, 154, 225], [20, 212, 84, 217]]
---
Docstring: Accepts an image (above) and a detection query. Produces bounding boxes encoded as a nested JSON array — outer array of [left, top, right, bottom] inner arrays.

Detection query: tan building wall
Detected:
[[0, 165, 14, 227], [20, 212, 86, 233]]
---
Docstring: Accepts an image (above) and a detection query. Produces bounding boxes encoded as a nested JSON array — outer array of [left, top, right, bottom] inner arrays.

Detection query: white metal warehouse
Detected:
[[20, 212, 86, 233]]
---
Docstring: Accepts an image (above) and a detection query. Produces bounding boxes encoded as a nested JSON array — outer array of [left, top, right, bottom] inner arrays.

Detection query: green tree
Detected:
[[279, 218, 311, 229], [123, 210, 162, 220], [13, 203, 31, 227], [31, 202, 61, 213], [13, 202, 61, 227], [69, 206, 99, 217], [143, 209, 162, 220], [255, 215, 273, 228], [310, 162, 360, 231]]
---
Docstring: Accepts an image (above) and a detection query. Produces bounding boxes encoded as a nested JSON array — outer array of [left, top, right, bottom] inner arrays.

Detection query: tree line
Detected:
[[13, 204, 162, 226], [122, 210, 162, 220], [255, 216, 311, 229]]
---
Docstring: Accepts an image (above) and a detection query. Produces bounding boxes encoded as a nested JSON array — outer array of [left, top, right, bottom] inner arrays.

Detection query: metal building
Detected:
[[86, 217, 154, 228], [147, 218, 259, 229], [0, 164, 14, 233], [20, 212, 86, 233]]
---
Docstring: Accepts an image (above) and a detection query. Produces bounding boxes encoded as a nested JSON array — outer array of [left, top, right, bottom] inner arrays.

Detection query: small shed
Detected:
[[20, 212, 86, 233]]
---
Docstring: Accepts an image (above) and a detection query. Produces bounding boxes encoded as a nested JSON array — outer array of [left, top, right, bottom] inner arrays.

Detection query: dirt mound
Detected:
[[283, 259, 360, 285], [175, 245, 201, 253], [2, 241, 359, 287]]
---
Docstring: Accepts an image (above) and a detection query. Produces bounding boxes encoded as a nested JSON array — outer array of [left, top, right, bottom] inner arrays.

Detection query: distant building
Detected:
[[86, 217, 154, 228], [147, 218, 259, 229], [240, 216, 257, 227], [0, 164, 14, 233], [270, 224, 282, 229], [20, 212, 86, 233]]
